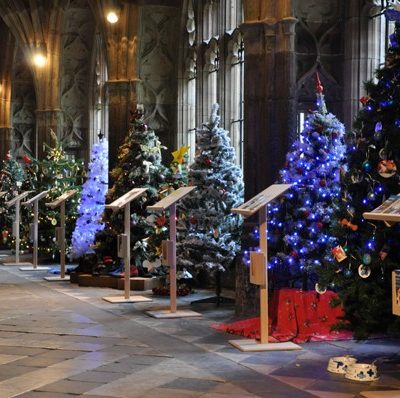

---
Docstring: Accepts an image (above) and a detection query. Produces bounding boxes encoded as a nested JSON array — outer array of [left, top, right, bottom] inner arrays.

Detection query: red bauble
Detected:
[[22, 155, 31, 164], [291, 250, 299, 258], [319, 179, 326, 187], [156, 215, 167, 227], [359, 96, 370, 106], [316, 222, 323, 230], [204, 158, 212, 167], [189, 216, 197, 225], [331, 131, 338, 139]]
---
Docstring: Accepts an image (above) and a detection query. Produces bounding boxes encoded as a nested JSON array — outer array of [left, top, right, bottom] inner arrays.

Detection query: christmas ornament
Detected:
[[379, 148, 388, 159], [358, 264, 371, 278], [359, 96, 371, 106], [2, 230, 9, 243], [51, 218, 57, 226], [362, 253, 372, 265], [377, 160, 397, 178], [344, 268, 353, 278], [172, 146, 190, 165], [367, 192, 376, 201], [375, 121, 382, 133], [332, 245, 347, 262], [189, 216, 197, 225], [339, 218, 358, 231], [204, 158, 212, 167], [22, 155, 31, 164], [350, 170, 363, 184], [315, 283, 327, 294], [362, 160, 372, 172], [155, 215, 167, 227]]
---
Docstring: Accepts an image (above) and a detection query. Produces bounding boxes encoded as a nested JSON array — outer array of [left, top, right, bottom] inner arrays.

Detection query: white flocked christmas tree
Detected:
[[70, 138, 108, 259], [178, 104, 244, 273]]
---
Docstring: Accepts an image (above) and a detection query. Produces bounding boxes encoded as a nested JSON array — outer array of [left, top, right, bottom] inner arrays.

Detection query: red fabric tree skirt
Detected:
[[211, 288, 352, 343]]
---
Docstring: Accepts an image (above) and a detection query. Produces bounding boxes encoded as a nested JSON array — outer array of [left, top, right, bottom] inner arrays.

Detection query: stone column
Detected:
[[0, 78, 12, 160], [241, 14, 297, 200], [106, 79, 138, 168], [343, 0, 377, 130]]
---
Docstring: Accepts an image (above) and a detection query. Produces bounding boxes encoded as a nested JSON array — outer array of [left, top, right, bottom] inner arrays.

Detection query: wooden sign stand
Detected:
[[102, 188, 152, 303], [145, 186, 201, 318], [20, 191, 50, 271], [44, 190, 77, 281], [230, 184, 301, 352], [3, 191, 32, 266]]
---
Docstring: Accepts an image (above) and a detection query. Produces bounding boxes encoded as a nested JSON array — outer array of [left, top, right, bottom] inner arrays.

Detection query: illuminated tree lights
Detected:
[[317, 22, 400, 338], [264, 76, 346, 290], [70, 139, 108, 259]]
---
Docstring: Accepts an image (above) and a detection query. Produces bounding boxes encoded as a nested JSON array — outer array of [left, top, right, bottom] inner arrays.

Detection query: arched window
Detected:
[[204, 37, 219, 111], [178, 0, 244, 167], [227, 30, 244, 166], [90, 32, 108, 148]]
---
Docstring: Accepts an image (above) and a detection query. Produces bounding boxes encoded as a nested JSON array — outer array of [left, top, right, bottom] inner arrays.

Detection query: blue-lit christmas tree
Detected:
[[266, 75, 346, 290], [70, 138, 108, 259], [317, 21, 400, 338]]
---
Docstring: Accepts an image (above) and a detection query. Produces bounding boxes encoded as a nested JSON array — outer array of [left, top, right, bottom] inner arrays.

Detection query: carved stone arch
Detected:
[[11, 46, 37, 158], [59, 0, 96, 162], [204, 37, 219, 72], [226, 28, 243, 64]]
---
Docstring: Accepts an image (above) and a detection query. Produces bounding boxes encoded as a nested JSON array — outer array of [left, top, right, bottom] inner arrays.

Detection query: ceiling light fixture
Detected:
[[106, 10, 119, 23], [33, 52, 47, 67]]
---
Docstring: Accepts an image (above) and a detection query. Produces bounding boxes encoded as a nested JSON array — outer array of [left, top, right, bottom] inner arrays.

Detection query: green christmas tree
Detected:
[[97, 109, 168, 272], [35, 130, 83, 258], [317, 22, 400, 338], [177, 104, 244, 275], [0, 151, 35, 250]]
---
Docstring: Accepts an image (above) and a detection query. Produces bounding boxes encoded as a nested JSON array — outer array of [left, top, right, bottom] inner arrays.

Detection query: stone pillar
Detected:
[[0, 78, 12, 160], [241, 14, 297, 200], [106, 79, 138, 168], [343, 0, 375, 130], [35, 109, 62, 157]]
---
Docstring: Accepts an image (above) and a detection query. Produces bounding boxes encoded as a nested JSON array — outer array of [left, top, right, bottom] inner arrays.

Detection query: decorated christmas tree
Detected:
[[35, 130, 83, 258], [70, 137, 108, 259], [97, 108, 168, 272], [0, 151, 25, 248], [265, 76, 346, 290], [0, 151, 35, 249], [177, 104, 244, 274], [317, 22, 400, 338]]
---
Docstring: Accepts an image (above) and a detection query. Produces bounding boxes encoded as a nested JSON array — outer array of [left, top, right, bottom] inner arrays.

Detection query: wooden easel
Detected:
[[20, 191, 50, 271], [230, 184, 302, 352], [44, 189, 77, 281], [102, 188, 152, 303], [145, 186, 201, 318], [3, 191, 32, 266]]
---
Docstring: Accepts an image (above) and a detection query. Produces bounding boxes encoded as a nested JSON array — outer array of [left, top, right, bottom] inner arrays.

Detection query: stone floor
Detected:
[[0, 261, 399, 397]]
